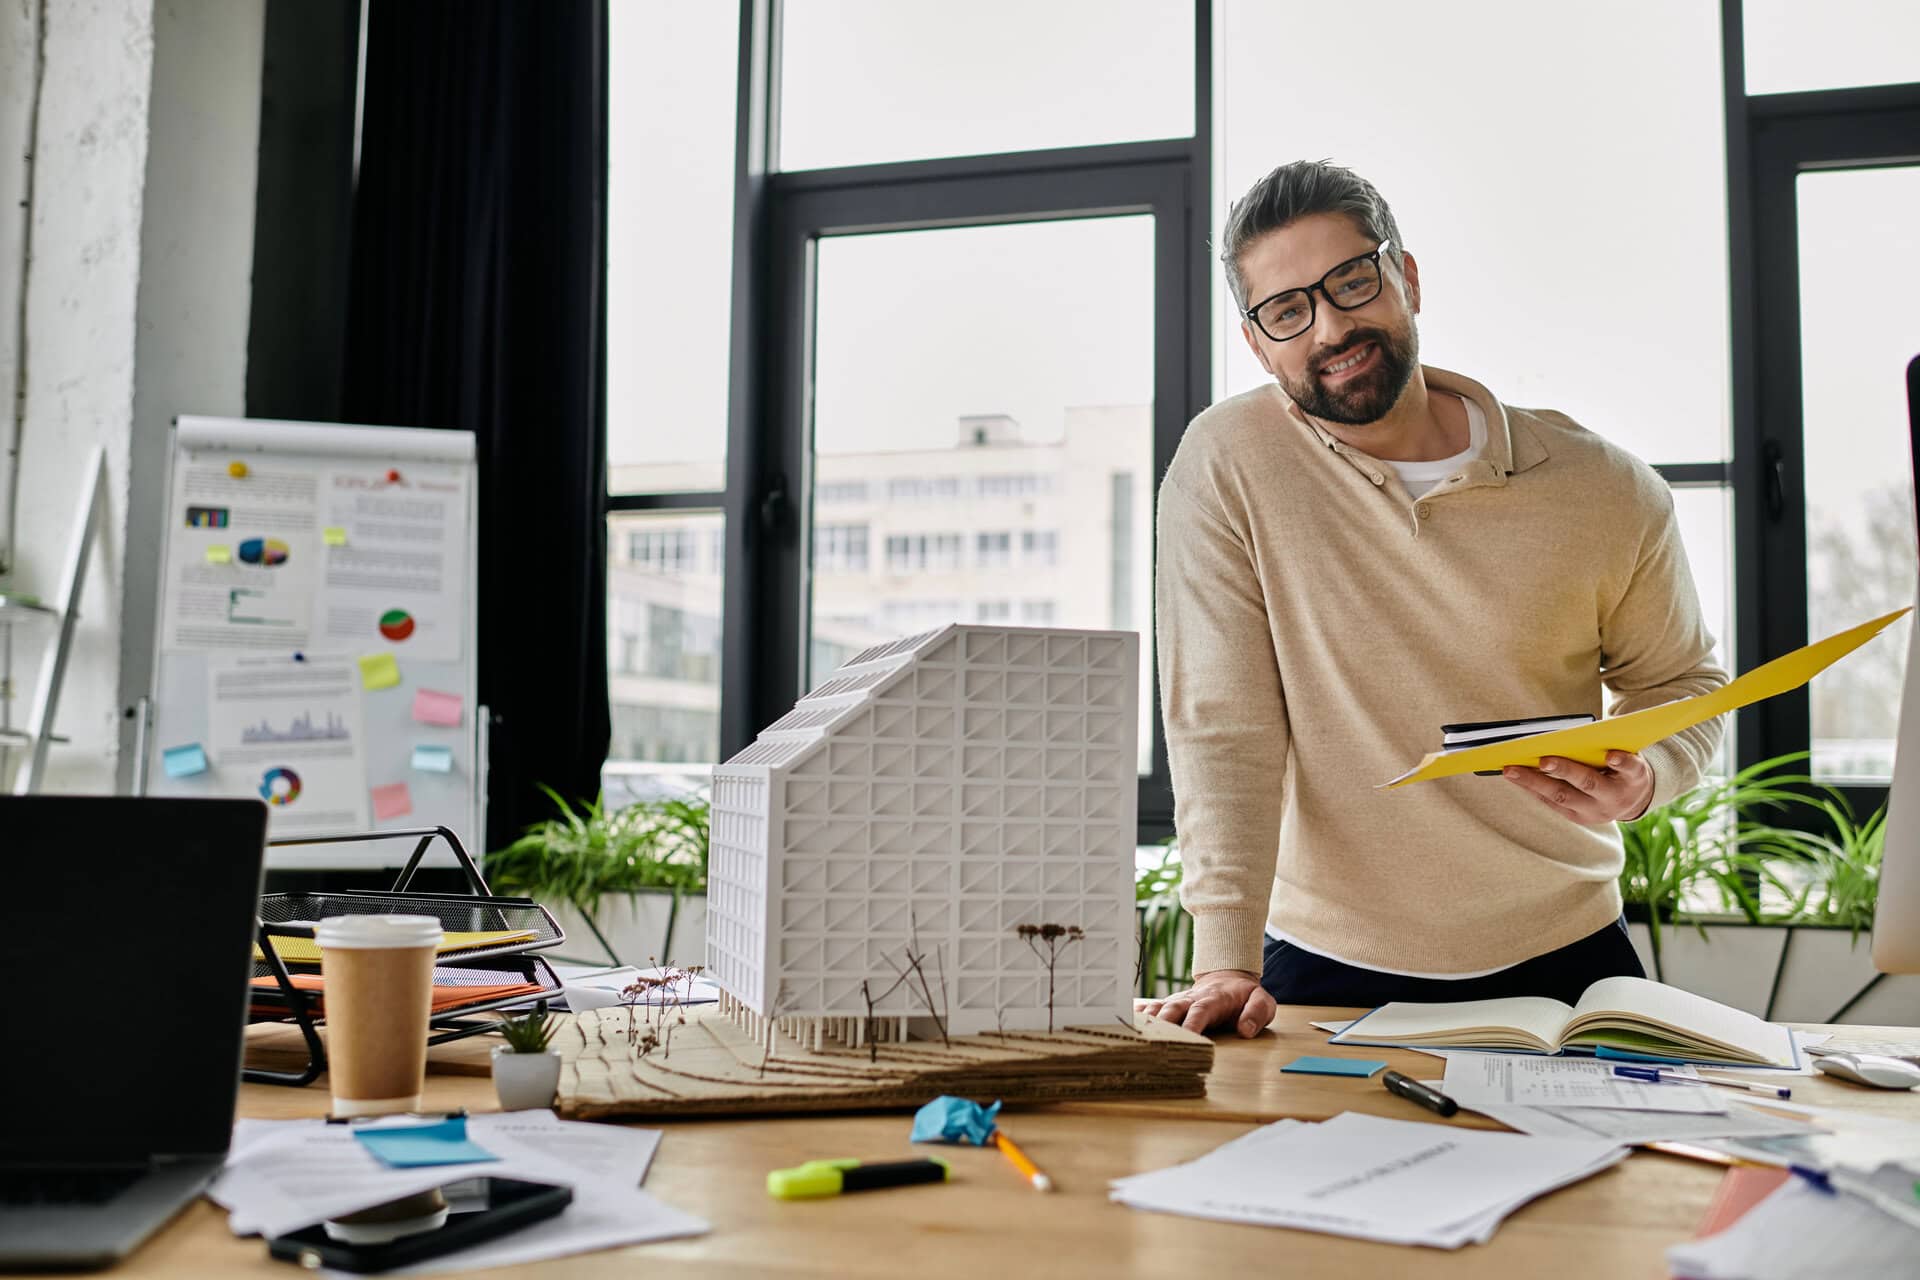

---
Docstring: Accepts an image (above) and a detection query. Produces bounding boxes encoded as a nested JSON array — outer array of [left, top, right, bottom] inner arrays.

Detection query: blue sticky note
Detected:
[[353, 1117, 498, 1169], [910, 1095, 1001, 1145], [162, 744, 209, 779], [411, 744, 454, 773], [1282, 1055, 1388, 1078]]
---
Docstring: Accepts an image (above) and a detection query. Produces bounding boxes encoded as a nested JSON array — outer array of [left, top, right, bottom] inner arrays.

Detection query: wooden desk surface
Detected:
[[71, 1011, 1920, 1279]]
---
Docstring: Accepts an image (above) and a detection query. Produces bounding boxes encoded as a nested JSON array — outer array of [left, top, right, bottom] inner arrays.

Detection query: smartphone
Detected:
[[265, 1177, 572, 1274]]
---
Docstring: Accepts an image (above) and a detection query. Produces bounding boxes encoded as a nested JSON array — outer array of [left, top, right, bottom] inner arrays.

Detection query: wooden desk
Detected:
[[73, 1011, 1920, 1278]]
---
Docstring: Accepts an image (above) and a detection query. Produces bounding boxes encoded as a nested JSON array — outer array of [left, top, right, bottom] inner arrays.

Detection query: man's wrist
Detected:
[[1194, 967, 1257, 983]]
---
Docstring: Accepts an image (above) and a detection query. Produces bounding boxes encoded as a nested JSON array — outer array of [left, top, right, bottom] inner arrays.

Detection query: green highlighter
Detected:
[[767, 1157, 951, 1200]]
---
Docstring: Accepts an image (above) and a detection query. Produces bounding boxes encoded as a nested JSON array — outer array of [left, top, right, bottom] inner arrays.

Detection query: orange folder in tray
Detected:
[[249, 972, 545, 1018]]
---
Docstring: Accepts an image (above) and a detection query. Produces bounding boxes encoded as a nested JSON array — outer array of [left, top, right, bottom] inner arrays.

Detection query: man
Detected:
[[1144, 160, 1727, 1038]]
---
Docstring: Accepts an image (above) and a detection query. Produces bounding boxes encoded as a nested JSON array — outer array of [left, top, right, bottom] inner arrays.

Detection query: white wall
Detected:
[[0, 0, 35, 577], [118, 0, 265, 789], [0, 0, 261, 793]]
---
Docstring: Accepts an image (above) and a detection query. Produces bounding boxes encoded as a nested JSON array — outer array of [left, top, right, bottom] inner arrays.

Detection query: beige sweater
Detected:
[[1156, 367, 1728, 976]]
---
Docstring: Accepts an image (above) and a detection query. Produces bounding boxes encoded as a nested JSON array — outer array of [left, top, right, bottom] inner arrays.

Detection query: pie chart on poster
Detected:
[[379, 609, 416, 642], [259, 767, 301, 806], [237, 537, 290, 567]]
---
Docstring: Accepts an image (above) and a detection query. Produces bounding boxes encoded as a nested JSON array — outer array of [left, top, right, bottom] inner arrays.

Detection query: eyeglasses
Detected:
[[1242, 241, 1394, 343]]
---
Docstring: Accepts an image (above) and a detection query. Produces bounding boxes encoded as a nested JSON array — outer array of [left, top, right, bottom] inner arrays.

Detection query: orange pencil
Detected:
[[992, 1129, 1054, 1192]]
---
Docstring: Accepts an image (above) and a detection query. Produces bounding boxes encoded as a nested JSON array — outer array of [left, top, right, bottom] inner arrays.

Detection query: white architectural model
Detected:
[[706, 625, 1138, 1042]]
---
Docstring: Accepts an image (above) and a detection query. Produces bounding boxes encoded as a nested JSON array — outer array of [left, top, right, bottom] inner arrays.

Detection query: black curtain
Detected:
[[342, 1, 610, 853]]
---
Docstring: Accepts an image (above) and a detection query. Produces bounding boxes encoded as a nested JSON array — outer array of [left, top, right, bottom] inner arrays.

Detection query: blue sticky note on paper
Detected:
[[1282, 1055, 1388, 1078], [353, 1117, 498, 1169], [910, 1095, 1001, 1145], [162, 744, 209, 779], [411, 744, 454, 773]]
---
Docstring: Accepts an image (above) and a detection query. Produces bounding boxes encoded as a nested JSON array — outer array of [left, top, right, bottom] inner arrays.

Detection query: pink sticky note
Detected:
[[371, 781, 413, 821], [412, 688, 463, 728]]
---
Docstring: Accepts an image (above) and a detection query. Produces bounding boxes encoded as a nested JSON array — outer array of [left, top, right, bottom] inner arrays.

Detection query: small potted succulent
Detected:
[[491, 1009, 563, 1111]]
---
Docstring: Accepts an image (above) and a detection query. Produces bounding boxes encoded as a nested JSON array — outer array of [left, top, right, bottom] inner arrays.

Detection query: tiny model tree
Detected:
[[617, 963, 706, 1061], [1016, 923, 1086, 1033]]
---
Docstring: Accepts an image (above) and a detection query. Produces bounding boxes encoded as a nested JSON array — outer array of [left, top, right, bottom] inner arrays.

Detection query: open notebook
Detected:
[[1329, 976, 1799, 1068]]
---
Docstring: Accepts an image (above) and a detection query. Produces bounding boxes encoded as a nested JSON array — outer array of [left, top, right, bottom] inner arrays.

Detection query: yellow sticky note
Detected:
[[323, 526, 348, 546], [205, 545, 231, 565], [1382, 606, 1913, 789], [358, 653, 401, 691]]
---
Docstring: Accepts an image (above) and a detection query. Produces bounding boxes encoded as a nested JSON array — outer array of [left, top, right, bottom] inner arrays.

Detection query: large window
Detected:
[[605, 2, 1920, 831]]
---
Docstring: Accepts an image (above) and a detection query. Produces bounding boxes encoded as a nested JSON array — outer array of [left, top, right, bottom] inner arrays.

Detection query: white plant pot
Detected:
[[548, 892, 708, 969], [1627, 921, 1920, 1024], [1627, 921, 1787, 1016], [491, 1047, 562, 1111], [1769, 927, 1920, 1025]]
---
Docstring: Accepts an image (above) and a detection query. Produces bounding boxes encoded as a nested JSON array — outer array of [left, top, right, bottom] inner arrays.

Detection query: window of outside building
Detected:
[[814, 523, 870, 573], [975, 600, 1012, 621], [977, 473, 1052, 498], [1021, 529, 1059, 567], [975, 531, 1011, 567], [817, 480, 870, 504], [1020, 600, 1057, 624]]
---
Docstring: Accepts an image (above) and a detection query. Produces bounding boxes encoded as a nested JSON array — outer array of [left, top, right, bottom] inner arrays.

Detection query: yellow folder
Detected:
[[1381, 606, 1912, 789], [253, 928, 538, 965]]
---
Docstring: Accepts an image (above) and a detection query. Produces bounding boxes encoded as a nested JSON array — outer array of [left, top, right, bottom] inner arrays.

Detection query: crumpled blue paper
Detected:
[[910, 1095, 1001, 1146]]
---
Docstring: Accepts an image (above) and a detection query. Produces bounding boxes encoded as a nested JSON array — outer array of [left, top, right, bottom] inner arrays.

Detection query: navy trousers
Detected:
[[1260, 916, 1646, 1008]]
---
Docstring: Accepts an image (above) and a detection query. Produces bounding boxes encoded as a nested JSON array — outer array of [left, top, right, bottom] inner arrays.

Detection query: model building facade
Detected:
[[706, 625, 1138, 1037]]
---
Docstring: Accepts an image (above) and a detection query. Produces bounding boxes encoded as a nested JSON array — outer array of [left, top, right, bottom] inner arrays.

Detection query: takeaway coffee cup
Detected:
[[315, 915, 443, 1116]]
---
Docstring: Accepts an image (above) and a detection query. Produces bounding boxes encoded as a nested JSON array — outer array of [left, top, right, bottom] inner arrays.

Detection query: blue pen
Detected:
[[1789, 1164, 1836, 1195], [1611, 1065, 1791, 1100]]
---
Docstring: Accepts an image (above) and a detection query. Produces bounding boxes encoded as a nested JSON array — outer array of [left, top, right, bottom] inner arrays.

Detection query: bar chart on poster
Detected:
[[146, 417, 481, 868]]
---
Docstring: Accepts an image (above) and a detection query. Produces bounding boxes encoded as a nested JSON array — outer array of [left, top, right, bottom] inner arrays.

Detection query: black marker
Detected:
[[1382, 1069, 1459, 1118]]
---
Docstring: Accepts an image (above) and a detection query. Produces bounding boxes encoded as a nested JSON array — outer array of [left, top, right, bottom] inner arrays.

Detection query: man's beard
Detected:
[[1278, 323, 1420, 426]]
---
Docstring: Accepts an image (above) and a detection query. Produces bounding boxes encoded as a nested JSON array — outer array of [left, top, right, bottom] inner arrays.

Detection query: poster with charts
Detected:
[[206, 657, 370, 835], [160, 461, 322, 652], [317, 466, 469, 663]]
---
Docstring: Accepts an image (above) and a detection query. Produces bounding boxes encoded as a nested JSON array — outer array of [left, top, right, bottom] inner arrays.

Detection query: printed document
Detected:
[[212, 1111, 703, 1271], [1110, 1112, 1626, 1248], [1440, 1054, 1728, 1113], [162, 460, 322, 652], [1666, 1179, 1920, 1280], [205, 657, 370, 834]]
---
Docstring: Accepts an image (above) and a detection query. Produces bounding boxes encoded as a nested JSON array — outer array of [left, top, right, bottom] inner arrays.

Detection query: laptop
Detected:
[[0, 796, 268, 1271]]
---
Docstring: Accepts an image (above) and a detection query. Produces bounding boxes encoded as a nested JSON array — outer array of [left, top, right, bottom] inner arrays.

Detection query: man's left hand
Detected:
[[1504, 751, 1654, 824]]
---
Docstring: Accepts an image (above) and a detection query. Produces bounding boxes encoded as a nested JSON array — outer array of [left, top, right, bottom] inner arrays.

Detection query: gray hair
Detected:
[[1219, 160, 1407, 310]]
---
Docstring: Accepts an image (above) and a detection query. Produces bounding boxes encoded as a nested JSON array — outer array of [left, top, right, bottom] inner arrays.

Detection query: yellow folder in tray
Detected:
[[253, 928, 539, 965], [1382, 606, 1911, 789]]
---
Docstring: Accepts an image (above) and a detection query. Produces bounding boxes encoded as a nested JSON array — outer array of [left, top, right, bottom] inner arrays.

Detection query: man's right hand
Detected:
[[1138, 969, 1276, 1038]]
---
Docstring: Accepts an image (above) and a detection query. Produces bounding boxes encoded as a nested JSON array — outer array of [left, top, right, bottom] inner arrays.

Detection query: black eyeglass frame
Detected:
[[1241, 240, 1396, 343]]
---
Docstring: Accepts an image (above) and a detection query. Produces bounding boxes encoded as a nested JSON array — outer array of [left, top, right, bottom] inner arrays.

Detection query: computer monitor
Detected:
[[1869, 353, 1920, 974]]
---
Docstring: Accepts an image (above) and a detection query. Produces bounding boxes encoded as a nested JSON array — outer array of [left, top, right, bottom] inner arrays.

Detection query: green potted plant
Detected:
[[1620, 752, 1914, 1023], [1764, 791, 1895, 1022], [1616, 752, 1824, 993], [491, 1008, 563, 1110], [1136, 841, 1194, 999], [487, 786, 710, 967]]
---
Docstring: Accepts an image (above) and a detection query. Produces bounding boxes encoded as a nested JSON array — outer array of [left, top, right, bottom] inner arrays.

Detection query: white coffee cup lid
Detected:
[[314, 914, 444, 950]]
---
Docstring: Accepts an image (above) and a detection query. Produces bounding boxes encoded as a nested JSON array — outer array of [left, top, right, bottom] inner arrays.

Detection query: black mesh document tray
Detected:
[[245, 826, 566, 1087]]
